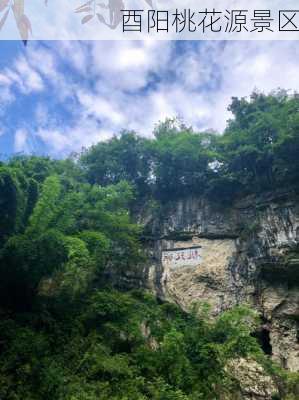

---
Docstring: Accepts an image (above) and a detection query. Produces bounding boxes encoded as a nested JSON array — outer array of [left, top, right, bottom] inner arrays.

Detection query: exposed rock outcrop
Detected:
[[142, 190, 299, 376], [228, 358, 279, 400]]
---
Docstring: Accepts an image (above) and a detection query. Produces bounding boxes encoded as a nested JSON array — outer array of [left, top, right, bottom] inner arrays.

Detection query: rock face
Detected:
[[142, 190, 299, 375], [150, 236, 238, 314], [228, 358, 279, 400]]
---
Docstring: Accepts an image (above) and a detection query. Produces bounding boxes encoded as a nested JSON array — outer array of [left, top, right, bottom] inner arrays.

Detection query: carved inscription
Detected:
[[162, 247, 202, 268]]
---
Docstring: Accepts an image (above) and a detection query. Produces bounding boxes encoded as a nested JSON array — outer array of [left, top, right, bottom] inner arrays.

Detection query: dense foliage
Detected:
[[0, 91, 298, 399], [81, 90, 299, 203]]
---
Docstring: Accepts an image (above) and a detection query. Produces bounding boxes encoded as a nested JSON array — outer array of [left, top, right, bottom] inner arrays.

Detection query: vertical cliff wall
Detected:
[[142, 190, 299, 373]]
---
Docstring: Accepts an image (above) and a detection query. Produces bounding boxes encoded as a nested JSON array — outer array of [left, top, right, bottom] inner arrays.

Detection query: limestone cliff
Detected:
[[140, 190, 299, 376]]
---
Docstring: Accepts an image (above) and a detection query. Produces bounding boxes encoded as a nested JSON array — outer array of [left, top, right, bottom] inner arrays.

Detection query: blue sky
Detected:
[[0, 40, 299, 158]]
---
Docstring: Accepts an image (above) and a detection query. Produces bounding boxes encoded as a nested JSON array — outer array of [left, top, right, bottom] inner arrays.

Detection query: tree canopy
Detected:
[[81, 91, 299, 203]]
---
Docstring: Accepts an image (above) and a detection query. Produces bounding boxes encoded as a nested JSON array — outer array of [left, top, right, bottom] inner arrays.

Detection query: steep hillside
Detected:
[[0, 91, 299, 399]]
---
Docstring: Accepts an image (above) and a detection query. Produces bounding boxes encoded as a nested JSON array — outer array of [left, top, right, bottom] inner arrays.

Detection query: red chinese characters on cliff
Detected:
[[162, 247, 202, 267]]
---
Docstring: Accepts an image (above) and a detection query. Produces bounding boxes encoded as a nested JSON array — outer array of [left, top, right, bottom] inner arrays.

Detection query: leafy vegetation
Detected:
[[81, 90, 299, 203], [0, 91, 298, 399]]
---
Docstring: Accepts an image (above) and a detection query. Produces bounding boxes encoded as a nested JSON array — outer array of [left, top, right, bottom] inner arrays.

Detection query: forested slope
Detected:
[[0, 91, 298, 399]]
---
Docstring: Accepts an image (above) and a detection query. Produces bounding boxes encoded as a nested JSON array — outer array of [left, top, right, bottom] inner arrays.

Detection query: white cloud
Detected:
[[14, 129, 29, 153], [3, 40, 299, 156], [76, 89, 126, 126], [54, 41, 299, 149], [14, 57, 44, 93], [35, 103, 49, 126], [91, 40, 173, 91], [0, 55, 44, 98], [27, 45, 58, 79], [0, 73, 11, 86], [36, 117, 112, 156], [0, 86, 15, 108], [37, 128, 72, 153], [55, 41, 89, 74]]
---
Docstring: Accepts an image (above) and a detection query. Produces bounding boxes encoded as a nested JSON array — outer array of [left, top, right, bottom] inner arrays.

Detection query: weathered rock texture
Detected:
[[141, 190, 299, 376], [228, 358, 279, 400]]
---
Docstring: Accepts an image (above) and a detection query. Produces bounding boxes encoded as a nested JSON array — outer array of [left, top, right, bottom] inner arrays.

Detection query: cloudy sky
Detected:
[[0, 40, 298, 158]]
